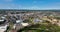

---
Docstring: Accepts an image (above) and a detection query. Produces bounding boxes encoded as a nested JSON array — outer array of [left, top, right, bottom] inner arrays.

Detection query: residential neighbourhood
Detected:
[[0, 10, 60, 32]]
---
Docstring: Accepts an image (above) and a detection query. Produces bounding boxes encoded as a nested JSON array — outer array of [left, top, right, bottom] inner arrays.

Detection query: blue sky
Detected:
[[0, 0, 60, 10]]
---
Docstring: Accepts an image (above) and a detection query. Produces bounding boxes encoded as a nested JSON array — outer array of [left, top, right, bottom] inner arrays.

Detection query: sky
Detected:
[[0, 0, 60, 10]]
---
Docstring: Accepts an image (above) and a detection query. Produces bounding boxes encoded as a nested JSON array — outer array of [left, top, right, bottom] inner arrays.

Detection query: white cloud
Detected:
[[21, 6, 41, 10], [0, 4, 60, 10], [0, 4, 22, 9], [21, 6, 60, 10]]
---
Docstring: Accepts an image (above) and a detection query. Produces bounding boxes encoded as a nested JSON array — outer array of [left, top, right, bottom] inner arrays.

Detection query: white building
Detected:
[[16, 20, 23, 23], [0, 20, 4, 22], [33, 18, 43, 23], [16, 20, 29, 26], [0, 25, 8, 32], [21, 23, 29, 26], [1, 16, 5, 19]]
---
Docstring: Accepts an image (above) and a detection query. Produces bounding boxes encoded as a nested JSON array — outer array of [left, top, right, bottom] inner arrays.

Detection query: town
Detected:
[[0, 10, 60, 32]]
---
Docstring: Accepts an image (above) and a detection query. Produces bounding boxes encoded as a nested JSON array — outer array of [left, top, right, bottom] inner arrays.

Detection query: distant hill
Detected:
[[0, 9, 60, 12]]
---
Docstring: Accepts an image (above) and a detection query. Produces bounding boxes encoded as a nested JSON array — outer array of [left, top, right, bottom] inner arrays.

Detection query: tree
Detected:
[[17, 22, 60, 32]]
